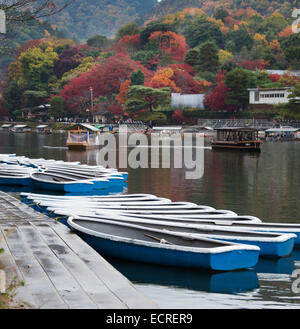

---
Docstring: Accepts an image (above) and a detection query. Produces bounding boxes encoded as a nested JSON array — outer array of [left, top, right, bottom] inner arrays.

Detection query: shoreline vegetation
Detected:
[[1, 3, 300, 125]]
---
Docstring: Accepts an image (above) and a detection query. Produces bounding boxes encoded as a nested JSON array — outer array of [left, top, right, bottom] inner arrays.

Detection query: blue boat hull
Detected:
[[208, 237, 295, 258], [74, 230, 259, 271], [90, 179, 110, 190], [0, 177, 32, 186]]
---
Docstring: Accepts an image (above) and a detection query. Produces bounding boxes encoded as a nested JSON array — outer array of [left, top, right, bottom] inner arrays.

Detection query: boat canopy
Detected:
[[68, 123, 101, 132], [1, 124, 12, 128], [95, 124, 105, 129], [36, 125, 48, 129]]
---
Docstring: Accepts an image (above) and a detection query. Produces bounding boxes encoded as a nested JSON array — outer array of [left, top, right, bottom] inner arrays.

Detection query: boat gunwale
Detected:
[[67, 216, 260, 254], [30, 172, 94, 185]]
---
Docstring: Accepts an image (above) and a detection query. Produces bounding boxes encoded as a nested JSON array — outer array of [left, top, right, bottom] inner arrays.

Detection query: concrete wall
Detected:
[[171, 93, 205, 109]]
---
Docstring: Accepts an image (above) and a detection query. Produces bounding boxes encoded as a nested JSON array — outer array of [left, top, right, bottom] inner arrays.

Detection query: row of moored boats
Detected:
[[0, 154, 127, 192], [21, 192, 300, 272]]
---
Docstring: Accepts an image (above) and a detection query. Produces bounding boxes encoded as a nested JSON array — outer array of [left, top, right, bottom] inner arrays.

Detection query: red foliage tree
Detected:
[[54, 47, 86, 79], [167, 63, 196, 76], [171, 69, 204, 94], [238, 59, 270, 71], [106, 103, 124, 115], [204, 81, 237, 112], [145, 54, 161, 71], [116, 80, 131, 105], [172, 110, 187, 123], [149, 31, 188, 62], [115, 34, 141, 53], [60, 53, 152, 114], [269, 74, 281, 82]]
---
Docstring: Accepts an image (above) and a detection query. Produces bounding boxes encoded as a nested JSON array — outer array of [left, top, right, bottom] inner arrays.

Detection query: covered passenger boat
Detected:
[[211, 127, 262, 151], [67, 123, 101, 150]]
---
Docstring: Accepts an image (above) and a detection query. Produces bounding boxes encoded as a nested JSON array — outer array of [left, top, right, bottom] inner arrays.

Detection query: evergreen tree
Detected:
[[225, 68, 250, 110], [125, 85, 170, 114], [184, 49, 201, 67], [130, 69, 145, 86], [197, 41, 219, 73]]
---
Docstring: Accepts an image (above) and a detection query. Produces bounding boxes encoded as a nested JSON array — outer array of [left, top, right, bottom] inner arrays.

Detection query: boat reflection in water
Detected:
[[254, 249, 300, 275], [108, 258, 259, 294], [108, 249, 300, 294]]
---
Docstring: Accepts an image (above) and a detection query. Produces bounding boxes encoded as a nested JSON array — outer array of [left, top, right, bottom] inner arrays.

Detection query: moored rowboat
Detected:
[[67, 216, 260, 271], [30, 172, 94, 193], [70, 213, 295, 257]]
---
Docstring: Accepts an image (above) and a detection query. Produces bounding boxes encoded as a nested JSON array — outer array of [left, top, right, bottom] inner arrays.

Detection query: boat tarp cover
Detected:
[[68, 123, 101, 132]]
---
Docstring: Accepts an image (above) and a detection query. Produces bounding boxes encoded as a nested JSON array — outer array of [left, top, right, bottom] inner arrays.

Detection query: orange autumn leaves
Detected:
[[116, 67, 212, 106], [149, 68, 180, 92], [148, 31, 188, 62]]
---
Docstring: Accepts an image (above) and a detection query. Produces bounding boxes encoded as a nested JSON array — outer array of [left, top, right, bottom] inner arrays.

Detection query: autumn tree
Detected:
[[125, 85, 171, 115], [60, 53, 151, 114], [149, 68, 180, 92], [54, 47, 86, 79], [115, 22, 140, 41], [148, 31, 188, 62], [18, 46, 58, 91], [140, 21, 176, 45], [204, 71, 236, 112], [116, 80, 131, 105]]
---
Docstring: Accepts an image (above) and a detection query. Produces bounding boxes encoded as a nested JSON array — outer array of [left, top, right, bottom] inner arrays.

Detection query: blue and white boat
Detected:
[[75, 212, 295, 257], [0, 173, 32, 186], [30, 172, 94, 193], [0, 164, 35, 186], [67, 216, 260, 271]]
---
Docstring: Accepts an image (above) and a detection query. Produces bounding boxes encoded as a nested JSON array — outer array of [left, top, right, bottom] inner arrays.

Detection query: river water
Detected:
[[1, 131, 300, 309]]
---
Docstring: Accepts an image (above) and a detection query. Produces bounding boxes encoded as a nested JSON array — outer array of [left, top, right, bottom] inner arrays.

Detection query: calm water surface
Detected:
[[1, 131, 300, 309]]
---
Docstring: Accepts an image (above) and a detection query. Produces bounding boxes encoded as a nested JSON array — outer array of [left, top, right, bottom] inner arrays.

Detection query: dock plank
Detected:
[[18, 223, 99, 309], [34, 222, 127, 309], [0, 192, 156, 309], [49, 221, 157, 309], [1, 225, 68, 309]]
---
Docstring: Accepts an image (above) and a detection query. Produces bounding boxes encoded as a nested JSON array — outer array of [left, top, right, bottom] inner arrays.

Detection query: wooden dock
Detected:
[[0, 192, 157, 309]]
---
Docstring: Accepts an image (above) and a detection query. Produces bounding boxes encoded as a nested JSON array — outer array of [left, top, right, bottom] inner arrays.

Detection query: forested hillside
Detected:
[[45, 0, 158, 40], [1, 1, 300, 120], [143, 0, 299, 23]]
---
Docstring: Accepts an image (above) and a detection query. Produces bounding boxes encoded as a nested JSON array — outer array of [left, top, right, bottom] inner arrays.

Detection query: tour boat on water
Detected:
[[211, 127, 262, 151]]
